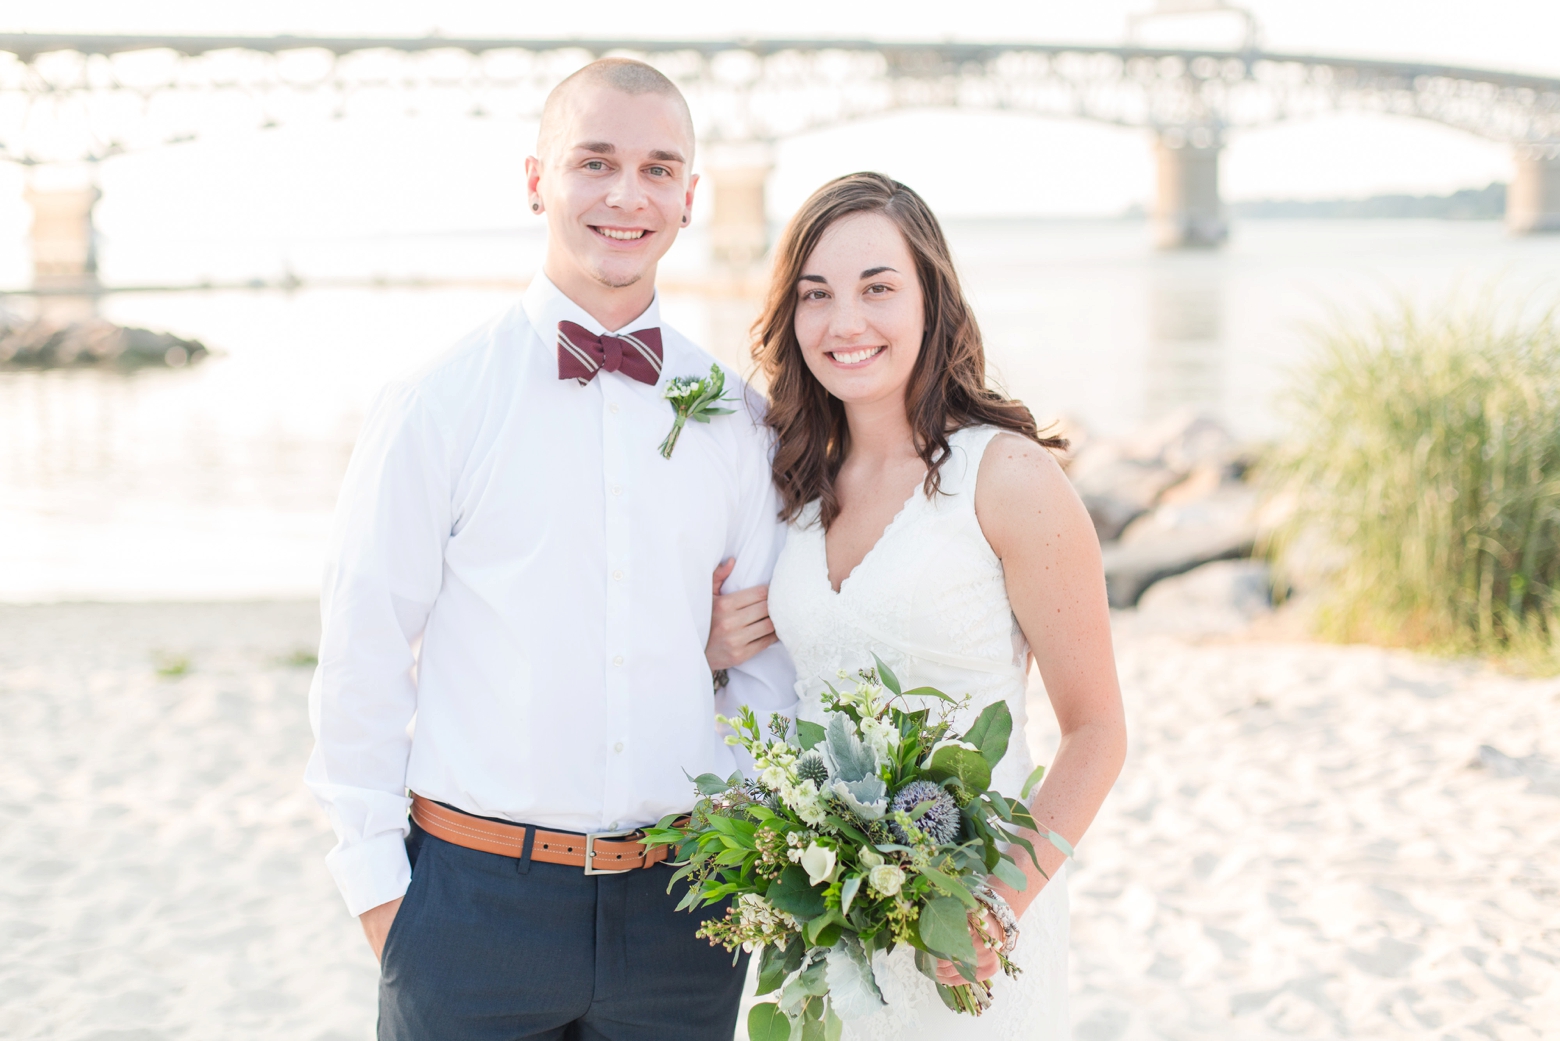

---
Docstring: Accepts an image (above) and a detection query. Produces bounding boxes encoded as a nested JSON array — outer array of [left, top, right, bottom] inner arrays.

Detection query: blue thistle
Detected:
[[889, 780, 961, 845]]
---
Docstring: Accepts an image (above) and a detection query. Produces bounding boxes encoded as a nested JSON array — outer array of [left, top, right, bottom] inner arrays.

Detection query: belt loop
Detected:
[[516, 822, 536, 874]]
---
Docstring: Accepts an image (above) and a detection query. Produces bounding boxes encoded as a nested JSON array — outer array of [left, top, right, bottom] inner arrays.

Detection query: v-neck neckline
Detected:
[[821, 481, 923, 596]]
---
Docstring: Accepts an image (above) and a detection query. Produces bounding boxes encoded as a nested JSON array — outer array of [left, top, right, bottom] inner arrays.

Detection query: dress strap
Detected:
[[936, 425, 1004, 503]]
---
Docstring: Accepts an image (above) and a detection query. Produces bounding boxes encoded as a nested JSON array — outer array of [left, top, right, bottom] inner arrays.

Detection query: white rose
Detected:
[[858, 846, 884, 870], [800, 842, 837, 887], [868, 863, 905, 898]]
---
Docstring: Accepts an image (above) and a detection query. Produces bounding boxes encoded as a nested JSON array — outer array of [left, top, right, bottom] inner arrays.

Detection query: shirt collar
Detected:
[[522, 270, 662, 341]]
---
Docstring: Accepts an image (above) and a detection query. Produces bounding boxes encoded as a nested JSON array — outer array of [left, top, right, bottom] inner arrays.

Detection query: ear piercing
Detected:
[[681, 214, 689, 225], [532, 203, 540, 212]]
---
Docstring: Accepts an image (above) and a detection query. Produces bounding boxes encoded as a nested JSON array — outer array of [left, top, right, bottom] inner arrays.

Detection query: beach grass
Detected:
[[1264, 297, 1560, 673], [154, 652, 191, 678]]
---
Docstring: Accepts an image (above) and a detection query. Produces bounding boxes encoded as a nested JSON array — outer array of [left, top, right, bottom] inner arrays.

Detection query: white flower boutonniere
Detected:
[[659, 363, 736, 459]]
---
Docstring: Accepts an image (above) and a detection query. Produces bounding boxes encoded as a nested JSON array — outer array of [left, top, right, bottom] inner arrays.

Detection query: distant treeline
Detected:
[[1229, 182, 1506, 220]]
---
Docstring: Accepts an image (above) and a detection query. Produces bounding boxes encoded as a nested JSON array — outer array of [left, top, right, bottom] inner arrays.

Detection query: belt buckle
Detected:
[[583, 828, 639, 875]]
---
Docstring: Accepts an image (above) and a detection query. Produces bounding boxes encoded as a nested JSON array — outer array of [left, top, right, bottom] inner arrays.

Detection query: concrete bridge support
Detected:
[[1152, 135, 1228, 249], [707, 154, 772, 271], [23, 182, 101, 322], [25, 184, 101, 292], [1507, 147, 1560, 234]]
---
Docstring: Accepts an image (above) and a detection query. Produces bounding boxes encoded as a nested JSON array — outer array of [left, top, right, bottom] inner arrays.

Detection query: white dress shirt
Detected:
[[305, 274, 796, 916]]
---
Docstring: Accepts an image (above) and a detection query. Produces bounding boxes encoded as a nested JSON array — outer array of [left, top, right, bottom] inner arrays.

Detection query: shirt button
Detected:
[[609, 402, 620, 414], [614, 742, 624, 753], [613, 655, 624, 666], [611, 486, 622, 496], [611, 820, 621, 829], [612, 569, 624, 581]]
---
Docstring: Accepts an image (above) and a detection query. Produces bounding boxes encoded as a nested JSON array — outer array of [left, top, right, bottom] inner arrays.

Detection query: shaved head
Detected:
[[537, 58, 695, 164]]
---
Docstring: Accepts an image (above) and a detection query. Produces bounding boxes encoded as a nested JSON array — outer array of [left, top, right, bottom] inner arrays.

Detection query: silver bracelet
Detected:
[[972, 882, 1020, 954]]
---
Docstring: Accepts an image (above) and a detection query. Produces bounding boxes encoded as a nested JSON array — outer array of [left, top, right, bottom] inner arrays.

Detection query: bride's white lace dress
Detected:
[[767, 425, 1070, 1041]]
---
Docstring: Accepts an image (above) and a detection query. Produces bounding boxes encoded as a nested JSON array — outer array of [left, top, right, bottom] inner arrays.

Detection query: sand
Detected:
[[1, 602, 1556, 1039]]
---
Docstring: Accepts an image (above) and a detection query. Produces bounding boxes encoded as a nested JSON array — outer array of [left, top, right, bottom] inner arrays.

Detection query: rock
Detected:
[[1134, 560, 1273, 634], [0, 316, 208, 369], [1102, 488, 1259, 607], [1121, 407, 1241, 475], [1065, 410, 1246, 544], [1073, 459, 1182, 542], [1475, 745, 1560, 797]]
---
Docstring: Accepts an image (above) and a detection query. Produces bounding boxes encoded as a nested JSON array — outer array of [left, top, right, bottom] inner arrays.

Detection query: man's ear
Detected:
[[683, 172, 700, 224], [525, 156, 544, 211]]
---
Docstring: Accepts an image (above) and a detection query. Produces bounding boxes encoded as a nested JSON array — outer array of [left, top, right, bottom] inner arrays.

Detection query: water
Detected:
[[3, 219, 1559, 601]]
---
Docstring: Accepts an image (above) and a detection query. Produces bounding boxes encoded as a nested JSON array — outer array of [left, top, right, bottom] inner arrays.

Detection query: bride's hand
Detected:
[[934, 909, 1006, 985], [706, 558, 778, 671]]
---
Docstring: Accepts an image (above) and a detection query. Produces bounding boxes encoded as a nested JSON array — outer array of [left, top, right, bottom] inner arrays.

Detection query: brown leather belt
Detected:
[[410, 794, 673, 874]]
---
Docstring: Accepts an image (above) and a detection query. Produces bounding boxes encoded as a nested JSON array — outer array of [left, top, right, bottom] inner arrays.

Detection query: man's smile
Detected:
[[591, 225, 649, 241]]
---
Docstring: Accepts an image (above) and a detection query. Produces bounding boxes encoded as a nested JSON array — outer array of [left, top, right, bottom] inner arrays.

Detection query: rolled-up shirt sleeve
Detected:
[[714, 394, 797, 766], [305, 381, 451, 916]]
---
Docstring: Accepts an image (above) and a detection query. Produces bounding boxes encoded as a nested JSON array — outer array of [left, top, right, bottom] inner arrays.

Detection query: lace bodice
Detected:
[[767, 425, 1070, 1041]]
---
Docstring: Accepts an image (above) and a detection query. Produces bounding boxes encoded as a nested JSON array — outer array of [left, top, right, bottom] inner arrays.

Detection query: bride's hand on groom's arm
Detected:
[[706, 557, 778, 671], [360, 896, 404, 963]]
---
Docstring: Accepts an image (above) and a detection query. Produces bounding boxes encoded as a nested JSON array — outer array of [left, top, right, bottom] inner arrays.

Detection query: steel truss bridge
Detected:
[[3, 30, 1559, 290]]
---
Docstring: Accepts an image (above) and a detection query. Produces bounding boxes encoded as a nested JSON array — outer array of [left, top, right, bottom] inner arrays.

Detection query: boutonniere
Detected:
[[659, 363, 736, 459]]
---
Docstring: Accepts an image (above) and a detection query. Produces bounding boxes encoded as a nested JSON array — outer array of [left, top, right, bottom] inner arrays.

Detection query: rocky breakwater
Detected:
[[1065, 410, 1265, 612], [0, 314, 208, 369]]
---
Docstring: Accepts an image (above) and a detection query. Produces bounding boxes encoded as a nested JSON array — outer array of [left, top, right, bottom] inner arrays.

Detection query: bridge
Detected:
[[3, 27, 1558, 295]]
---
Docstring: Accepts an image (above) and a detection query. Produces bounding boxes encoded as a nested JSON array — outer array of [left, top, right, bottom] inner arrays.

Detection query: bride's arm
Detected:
[[975, 432, 1127, 916]]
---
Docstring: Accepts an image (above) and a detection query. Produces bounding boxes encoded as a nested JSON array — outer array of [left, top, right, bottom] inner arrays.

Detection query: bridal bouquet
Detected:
[[643, 657, 1072, 1040]]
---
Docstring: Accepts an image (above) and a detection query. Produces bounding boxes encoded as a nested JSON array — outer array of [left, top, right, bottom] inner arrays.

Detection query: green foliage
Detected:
[[1266, 298, 1560, 672], [154, 653, 190, 678]]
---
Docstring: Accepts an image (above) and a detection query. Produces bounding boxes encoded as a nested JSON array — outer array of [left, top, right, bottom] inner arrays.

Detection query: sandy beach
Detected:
[[2, 601, 1556, 1040]]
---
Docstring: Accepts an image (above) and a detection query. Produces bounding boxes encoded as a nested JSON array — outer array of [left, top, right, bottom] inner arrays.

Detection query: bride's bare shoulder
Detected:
[[973, 430, 1097, 561]]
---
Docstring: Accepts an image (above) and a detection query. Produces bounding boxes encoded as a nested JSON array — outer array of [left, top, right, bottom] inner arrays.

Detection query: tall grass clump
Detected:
[[1265, 299, 1560, 671]]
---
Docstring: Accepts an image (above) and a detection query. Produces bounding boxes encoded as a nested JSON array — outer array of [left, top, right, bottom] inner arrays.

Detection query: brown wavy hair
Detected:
[[754, 172, 1066, 527]]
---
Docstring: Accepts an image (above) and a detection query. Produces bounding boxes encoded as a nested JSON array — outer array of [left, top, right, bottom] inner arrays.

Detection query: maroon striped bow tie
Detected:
[[556, 320, 663, 385]]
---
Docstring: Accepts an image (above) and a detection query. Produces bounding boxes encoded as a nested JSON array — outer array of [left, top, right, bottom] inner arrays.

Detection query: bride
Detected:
[[711, 172, 1127, 1040]]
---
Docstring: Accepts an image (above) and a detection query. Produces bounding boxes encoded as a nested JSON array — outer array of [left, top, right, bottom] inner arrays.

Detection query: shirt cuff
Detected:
[[326, 829, 413, 918]]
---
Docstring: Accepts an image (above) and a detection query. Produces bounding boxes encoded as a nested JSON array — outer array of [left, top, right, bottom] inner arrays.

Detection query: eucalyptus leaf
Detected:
[[756, 943, 790, 996], [824, 935, 887, 1020], [990, 853, 1028, 892], [926, 744, 992, 792], [825, 1004, 843, 1041], [1046, 829, 1076, 857], [919, 863, 977, 908], [1020, 764, 1046, 799], [962, 700, 1013, 767], [871, 653, 902, 695], [840, 875, 862, 917], [747, 1002, 791, 1041], [898, 685, 957, 704], [796, 720, 827, 750], [918, 896, 978, 966], [687, 771, 732, 796], [767, 866, 825, 919]]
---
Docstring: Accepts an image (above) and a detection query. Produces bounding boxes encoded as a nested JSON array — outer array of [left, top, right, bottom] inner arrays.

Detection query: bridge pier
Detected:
[[708, 165, 770, 270], [1507, 146, 1560, 234], [1151, 134, 1228, 250], [24, 179, 101, 321], [706, 145, 773, 272]]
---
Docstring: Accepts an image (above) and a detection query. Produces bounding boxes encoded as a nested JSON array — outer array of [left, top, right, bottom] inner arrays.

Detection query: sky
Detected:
[[1, 0, 1557, 277]]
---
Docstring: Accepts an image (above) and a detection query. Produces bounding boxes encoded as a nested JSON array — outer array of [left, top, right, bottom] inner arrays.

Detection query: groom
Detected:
[[306, 58, 794, 1039]]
